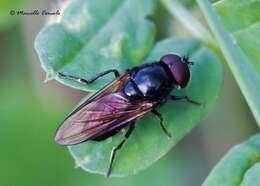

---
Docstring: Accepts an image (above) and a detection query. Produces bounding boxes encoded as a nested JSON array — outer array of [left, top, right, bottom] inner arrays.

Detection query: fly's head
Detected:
[[160, 54, 193, 88]]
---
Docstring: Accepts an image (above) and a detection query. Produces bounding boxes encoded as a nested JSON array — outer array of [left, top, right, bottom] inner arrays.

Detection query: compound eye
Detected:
[[160, 54, 190, 88], [160, 54, 182, 65], [171, 60, 190, 88]]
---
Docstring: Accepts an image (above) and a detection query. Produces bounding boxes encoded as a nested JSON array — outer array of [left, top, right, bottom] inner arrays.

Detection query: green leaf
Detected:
[[35, 0, 155, 91], [241, 162, 260, 186], [35, 0, 223, 177], [203, 133, 260, 186], [68, 38, 223, 177], [161, 0, 214, 44], [197, 0, 260, 126], [214, 0, 260, 72]]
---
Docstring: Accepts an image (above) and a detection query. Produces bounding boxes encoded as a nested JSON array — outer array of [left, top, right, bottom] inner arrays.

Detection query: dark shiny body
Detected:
[[123, 62, 173, 101]]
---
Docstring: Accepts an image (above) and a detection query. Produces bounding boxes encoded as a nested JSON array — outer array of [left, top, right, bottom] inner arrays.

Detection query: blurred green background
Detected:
[[0, 0, 258, 186]]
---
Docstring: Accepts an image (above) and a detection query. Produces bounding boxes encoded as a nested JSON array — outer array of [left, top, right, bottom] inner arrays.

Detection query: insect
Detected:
[[55, 54, 200, 177]]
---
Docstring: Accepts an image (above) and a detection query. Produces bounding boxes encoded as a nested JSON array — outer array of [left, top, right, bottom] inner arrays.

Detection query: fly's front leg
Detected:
[[58, 69, 120, 85], [106, 121, 135, 177], [151, 110, 172, 139], [170, 95, 201, 106]]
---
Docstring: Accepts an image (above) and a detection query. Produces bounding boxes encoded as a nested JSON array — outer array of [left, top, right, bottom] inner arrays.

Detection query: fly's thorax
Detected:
[[123, 63, 173, 100]]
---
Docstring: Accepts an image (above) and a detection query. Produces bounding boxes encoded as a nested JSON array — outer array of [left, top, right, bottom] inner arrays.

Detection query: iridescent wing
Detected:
[[55, 73, 156, 145], [68, 72, 131, 115]]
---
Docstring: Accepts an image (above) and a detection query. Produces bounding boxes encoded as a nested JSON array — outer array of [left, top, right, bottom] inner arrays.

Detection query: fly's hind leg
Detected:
[[58, 69, 120, 85], [106, 121, 135, 177], [170, 95, 201, 106], [151, 110, 172, 139]]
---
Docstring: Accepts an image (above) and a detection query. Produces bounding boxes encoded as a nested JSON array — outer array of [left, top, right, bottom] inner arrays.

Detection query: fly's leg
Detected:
[[106, 122, 135, 177], [170, 95, 201, 106], [151, 110, 172, 139], [58, 69, 120, 85]]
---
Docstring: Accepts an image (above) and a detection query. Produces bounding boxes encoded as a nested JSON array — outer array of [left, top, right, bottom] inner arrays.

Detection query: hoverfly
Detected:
[[55, 54, 200, 176]]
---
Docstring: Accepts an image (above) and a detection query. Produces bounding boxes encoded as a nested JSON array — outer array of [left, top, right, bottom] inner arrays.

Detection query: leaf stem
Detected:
[[196, 0, 260, 126], [161, 0, 215, 44]]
